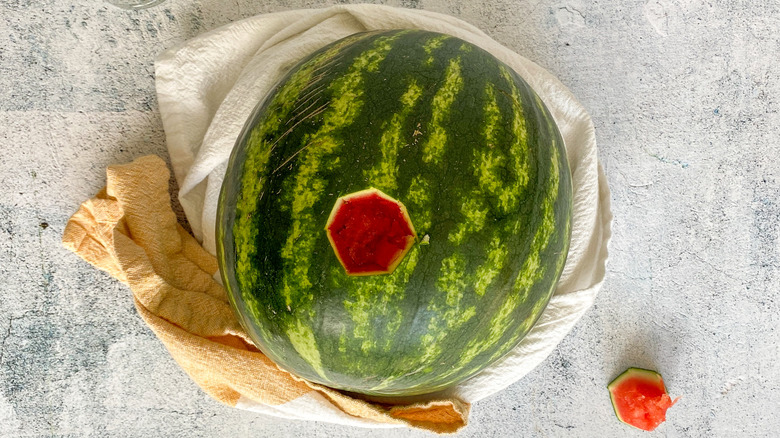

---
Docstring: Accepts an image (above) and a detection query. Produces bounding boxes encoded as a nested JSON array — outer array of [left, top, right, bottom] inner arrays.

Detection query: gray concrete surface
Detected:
[[1, 0, 778, 436]]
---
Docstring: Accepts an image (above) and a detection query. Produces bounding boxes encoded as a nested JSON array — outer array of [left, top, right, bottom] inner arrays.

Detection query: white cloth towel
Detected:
[[155, 3, 611, 424]]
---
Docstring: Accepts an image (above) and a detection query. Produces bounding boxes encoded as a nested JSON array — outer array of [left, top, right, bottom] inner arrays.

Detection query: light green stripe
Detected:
[[476, 84, 509, 205], [421, 57, 463, 164], [438, 253, 468, 308], [234, 131, 273, 301], [513, 141, 560, 295], [406, 175, 432, 230], [423, 34, 449, 66], [473, 236, 509, 296], [287, 319, 326, 378], [489, 69, 530, 214], [448, 197, 489, 245], [364, 80, 424, 192], [483, 83, 502, 148], [505, 69, 531, 194]]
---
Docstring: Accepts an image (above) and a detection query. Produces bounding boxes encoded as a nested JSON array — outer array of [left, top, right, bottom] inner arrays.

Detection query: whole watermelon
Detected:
[[217, 29, 572, 397]]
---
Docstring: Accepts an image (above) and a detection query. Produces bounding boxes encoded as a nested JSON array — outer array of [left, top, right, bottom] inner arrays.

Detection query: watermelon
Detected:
[[217, 29, 573, 396], [608, 368, 679, 431]]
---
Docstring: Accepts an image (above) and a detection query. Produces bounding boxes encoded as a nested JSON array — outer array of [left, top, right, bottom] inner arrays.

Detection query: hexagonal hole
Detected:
[[325, 188, 416, 276]]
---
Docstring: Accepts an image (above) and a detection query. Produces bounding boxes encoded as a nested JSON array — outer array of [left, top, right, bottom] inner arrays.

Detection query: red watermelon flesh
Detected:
[[326, 188, 416, 276], [608, 367, 679, 431]]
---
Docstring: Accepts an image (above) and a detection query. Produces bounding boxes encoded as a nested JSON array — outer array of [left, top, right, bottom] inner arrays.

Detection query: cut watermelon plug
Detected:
[[608, 367, 680, 431]]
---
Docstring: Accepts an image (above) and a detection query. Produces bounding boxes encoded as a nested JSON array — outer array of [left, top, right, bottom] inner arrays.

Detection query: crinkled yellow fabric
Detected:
[[62, 155, 468, 433]]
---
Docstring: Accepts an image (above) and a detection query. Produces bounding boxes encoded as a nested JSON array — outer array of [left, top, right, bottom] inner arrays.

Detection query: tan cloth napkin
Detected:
[[62, 155, 469, 433]]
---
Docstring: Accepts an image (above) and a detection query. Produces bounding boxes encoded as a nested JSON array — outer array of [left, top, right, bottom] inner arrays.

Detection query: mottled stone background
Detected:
[[1, 0, 778, 436]]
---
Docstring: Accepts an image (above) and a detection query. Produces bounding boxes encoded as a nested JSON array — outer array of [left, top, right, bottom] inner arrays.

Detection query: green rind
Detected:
[[218, 30, 573, 396]]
